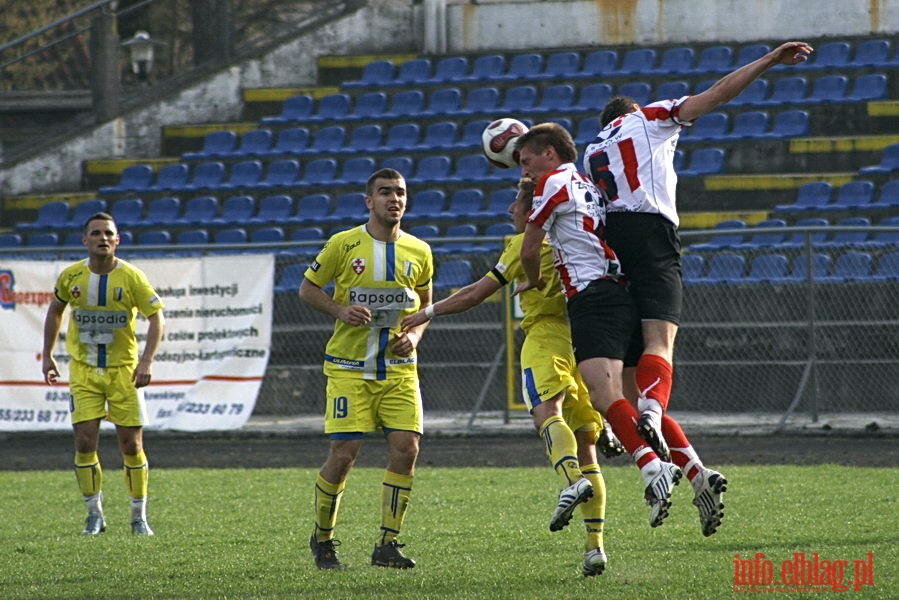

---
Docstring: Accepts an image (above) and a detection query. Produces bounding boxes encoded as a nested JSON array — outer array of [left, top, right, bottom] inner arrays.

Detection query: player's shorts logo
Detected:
[[352, 258, 366, 275]]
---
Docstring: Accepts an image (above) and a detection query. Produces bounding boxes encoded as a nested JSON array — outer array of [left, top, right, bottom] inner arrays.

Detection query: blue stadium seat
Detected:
[[17, 200, 70, 231], [699, 253, 746, 284], [380, 155, 414, 179], [570, 83, 613, 113], [789, 252, 831, 282], [848, 39, 892, 68], [382, 90, 425, 118], [617, 81, 651, 106], [305, 93, 351, 122], [290, 193, 331, 225], [450, 154, 493, 183], [572, 50, 617, 80], [27, 232, 59, 252], [262, 127, 309, 158], [821, 251, 873, 283], [145, 163, 189, 193], [535, 51, 581, 80], [141, 196, 182, 227], [406, 189, 446, 221], [773, 181, 833, 213], [722, 110, 769, 140], [183, 161, 226, 193], [177, 196, 218, 225], [65, 199, 108, 229], [249, 226, 285, 251], [455, 119, 491, 150], [212, 227, 247, 254], [176, 228, 210, 249], [871, 180, 899, 209], [214, 195, 255, 225], [0, 232, 23, 249], [727, 78, 768, 106], [763, 110, 809, 139], [391, 58, 432, 86], [499, 53, 544, 81], [216, 160, 264, 191], [681, 253, 705, 282], [408, 155, 452, 185], [651, 47, 694, 74], [334, 157, 377, 186], [443, 188, 485, 219], [379, 123, 421, 152], [479, 222, 516, 252], [351, 92, 388, 120], [274, 263, 306, 293], [804, 41, 851, 70], [260, 94, 313, 124], [678, 148, 725, 177], [782, 217, 830, 249], [252, 159, 301, 191], [654, 80, 689, 101], [98, 164, 154, 195], [251, 194, 293, 224], [805, 74, 848, 104], [860, 143, 899, 175], [420, 87, 463, 117], [613, 48, 657, 75], [744, 253, 790, 283], [134, 230, 171, 257], [691, 45, 733, 74], [847, 73, 888, 102], [434, 224, 478, 255], [533, 84, 576, 113], [734, 44, 770, 68], [865, 216, 899, 248], [328, 192, 367, 224], [759, 76, 807, 106], [307, 125, 347, 154], [873, 250, 899, 281], [343, 60, 395, 89], [407, 224, 441, 241], [342, 125, 383, 154], [819, 216, 871, 247], [287, 226, 325, 254], [672, 149, 685, 173], [454, 86, 500, 116], [416, 121, 459, 150], [427, 56, 470, 85], [481, 188, 517, 218], [682, 112, 729, 142], [109, 198, 144, 228], [302, 158, 338, 186], [820, 180, 875, 212], [574, 117, 601, 145], [459, 54, 505, 82], [690, 219, 747, 252], [735, 219, 788, 250], [500, 85, 538, 112], [434, 259, 473, 289], [228, 129, 273, 157], [182, 130, 238, 160]]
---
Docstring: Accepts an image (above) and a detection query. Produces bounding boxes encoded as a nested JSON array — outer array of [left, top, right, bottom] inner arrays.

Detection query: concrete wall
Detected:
[[2, 0, 896, 196]]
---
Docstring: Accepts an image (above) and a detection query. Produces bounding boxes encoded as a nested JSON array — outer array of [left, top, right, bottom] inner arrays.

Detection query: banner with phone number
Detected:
[[0, 254, 273, 431]]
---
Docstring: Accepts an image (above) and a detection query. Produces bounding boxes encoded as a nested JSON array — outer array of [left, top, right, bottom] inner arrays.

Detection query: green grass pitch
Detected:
[[0, 465, 895, 599]]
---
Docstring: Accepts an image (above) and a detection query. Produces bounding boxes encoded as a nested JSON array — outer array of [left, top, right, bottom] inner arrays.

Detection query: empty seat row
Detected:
[[859, 143, 899, 175], [684, 250, 899, 284], [260, 73, 884, 126], [342, 40, 896, 89], [681, 109, 809, 141], [774, 180, 899, 214], [688, 215, 899, 252]]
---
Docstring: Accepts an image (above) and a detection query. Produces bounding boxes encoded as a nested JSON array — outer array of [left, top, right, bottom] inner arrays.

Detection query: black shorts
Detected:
[[604, 212, 683, 325], [566, 279, 639, 364]]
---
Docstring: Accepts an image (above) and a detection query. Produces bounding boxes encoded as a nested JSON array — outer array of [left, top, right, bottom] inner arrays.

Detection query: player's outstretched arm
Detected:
[[401, 275, 501, 329], [680, 41, 813, 121]]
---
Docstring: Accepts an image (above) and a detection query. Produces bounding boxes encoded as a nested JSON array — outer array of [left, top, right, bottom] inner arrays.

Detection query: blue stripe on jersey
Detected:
[[523, 367, 541, 407], [98, 274, 108, 306], [385, 242, 396, 281], [98, 344, 107, 368], [376, 328, 390, 380]]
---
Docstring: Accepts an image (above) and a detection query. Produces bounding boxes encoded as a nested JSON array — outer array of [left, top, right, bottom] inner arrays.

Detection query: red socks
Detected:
[[636, 354, 673, 411], [605, 399, 657, 468]]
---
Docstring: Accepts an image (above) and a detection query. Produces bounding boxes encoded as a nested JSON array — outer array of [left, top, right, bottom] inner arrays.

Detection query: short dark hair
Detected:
[[599, 95, 638, 128], [513, 122, 578, 164], [82, 211, 118, 234], [366, 168, 405, 196]]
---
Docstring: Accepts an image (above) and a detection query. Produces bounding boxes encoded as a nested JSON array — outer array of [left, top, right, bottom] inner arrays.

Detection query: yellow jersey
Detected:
[[305, 224, 433, 380], [54, 258, 164, 368]]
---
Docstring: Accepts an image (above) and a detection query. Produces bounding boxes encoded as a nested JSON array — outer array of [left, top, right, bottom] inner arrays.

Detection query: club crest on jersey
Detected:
[[71, 285, 82, 299], [352, 257, 366, 274]]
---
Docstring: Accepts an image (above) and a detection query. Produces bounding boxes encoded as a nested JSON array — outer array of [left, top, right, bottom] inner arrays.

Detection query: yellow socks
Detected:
[[313, 474, 346, 541], [580, 463, 607, 551], [74, 451, 102, 497], [379, 471, 413, 546], [539, 415, 583, 486]]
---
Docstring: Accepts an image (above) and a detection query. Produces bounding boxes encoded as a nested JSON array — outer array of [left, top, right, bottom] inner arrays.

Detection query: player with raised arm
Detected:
[[300, 168, 433, 570], [42, 212, 165, 536], [514, 122, 682, 529], [402, 177, 621, 577], [583, 41, 812, 536]]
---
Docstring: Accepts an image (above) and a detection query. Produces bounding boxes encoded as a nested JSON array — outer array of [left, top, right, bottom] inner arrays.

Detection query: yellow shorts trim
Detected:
[[69, 361, 149, 427], [324, 377, 423, 435]]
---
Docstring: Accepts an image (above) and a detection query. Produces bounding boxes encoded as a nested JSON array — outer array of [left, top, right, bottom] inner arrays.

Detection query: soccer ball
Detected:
[[481, 118, 528, 168]]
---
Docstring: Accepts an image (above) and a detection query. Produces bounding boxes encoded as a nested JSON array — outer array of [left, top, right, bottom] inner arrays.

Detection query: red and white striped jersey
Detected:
[[528, 162, 623, 298], [582, 97, 693, 227]]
